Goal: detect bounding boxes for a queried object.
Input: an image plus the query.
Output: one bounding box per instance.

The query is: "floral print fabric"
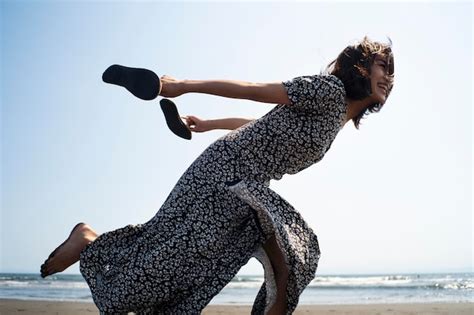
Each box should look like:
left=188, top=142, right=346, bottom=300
left=79, top=74, right=347, bottom=314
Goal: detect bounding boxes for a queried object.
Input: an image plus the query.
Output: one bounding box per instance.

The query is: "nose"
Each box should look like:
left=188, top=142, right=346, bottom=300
left=384, top=73, right=394, bottom=85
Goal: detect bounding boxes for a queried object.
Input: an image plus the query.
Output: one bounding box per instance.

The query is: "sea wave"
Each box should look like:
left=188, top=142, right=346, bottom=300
left=2, top=273, right=472, bottom=291
left=1, top=280, right=89, bottom=289
left=0, top=272, right=472, bottom=304
left=306, top=274, right=473, bottom=290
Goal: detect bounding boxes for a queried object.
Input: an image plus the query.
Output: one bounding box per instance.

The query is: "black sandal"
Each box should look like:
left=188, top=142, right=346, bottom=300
left=160, top=99, right=192, bottom=140
left=102, top=64, right=161, bottom=101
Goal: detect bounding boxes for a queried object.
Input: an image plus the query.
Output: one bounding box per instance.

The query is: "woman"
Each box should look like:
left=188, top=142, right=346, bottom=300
left=40, top=37, right=394, bottom=314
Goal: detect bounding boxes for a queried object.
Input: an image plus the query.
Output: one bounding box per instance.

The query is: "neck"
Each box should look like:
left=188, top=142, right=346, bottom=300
left=343, top=97, right=373, bottom=126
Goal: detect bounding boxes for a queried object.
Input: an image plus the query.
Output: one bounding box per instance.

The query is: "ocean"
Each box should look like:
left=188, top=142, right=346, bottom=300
left=0, top=272, right=472, bottom=305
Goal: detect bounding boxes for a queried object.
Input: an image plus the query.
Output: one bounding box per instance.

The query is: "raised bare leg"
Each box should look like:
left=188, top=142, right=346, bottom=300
left=40, top=223, right=99, bottom=278
left=263, top=235, right=289, bottom=315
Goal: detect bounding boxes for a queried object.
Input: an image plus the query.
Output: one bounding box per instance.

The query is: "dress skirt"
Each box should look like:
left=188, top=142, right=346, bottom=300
left=79, top=137, right=321, bottom=315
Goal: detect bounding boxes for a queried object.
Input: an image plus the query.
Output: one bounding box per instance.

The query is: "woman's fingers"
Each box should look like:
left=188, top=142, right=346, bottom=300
left=180, top=116, right=195, bottom=131
left=180, top=115, right=211, bottom=133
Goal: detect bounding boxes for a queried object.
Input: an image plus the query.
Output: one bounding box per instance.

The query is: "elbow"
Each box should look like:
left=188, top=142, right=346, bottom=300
left=254, top=83, right=292, bottom=105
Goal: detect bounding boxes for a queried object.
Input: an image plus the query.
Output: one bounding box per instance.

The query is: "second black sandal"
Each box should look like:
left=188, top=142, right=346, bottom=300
left=160, top=99, right=192, bottom=140
left=102, top=64, right=161, bottom=101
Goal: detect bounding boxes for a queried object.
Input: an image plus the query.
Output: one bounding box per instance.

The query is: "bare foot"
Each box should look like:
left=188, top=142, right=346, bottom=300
left=40, top=223, right=98, bottom=278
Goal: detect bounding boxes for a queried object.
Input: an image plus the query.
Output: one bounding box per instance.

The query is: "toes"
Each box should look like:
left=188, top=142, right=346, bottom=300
left=40, top=263, right=49, bottom=278
left=41, top=256, right=56, bottom=276
left=46, top=264, right=55, bottom=276
left=41, top=259, right=51, bottom=277
left=41, top=270, right=48, bottom=278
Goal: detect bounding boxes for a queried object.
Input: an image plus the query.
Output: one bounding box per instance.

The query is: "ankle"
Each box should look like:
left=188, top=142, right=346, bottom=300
left=77, top=225, right=97, bottom=244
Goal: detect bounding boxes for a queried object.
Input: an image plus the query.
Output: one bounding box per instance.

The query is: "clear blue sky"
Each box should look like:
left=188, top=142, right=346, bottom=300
left=1, top=1, right=472, bottom=276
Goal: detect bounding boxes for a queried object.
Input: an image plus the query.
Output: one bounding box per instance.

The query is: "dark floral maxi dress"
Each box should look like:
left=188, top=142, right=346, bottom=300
left=79, top=74, right=347, bottom=314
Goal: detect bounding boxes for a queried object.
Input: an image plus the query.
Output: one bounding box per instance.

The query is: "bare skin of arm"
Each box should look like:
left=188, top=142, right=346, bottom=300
left=159, top=75, right=291, bottom=105
left=183, top=116, right=254, bottom=132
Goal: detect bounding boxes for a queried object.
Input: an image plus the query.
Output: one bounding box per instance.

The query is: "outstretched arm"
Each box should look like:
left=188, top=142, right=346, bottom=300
left=160, top=75, right=291, bottom=105
left=183, top=115, right=254, bottom=132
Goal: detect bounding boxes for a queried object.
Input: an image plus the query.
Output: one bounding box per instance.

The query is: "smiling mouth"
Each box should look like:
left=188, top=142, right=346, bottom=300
left=377, top=84, right=388, bottom=95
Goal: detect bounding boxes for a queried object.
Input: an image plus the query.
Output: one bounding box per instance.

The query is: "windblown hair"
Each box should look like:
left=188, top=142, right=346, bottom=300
left=326, top=37, right=394, bottom=128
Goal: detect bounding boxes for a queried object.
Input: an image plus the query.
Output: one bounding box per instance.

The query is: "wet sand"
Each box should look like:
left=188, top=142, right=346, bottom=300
left=0, top=299, right=472, bottom=314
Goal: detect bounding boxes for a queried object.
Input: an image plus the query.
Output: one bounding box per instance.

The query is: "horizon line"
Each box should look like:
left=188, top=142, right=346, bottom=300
left=1, top=270, right=472, bottom=276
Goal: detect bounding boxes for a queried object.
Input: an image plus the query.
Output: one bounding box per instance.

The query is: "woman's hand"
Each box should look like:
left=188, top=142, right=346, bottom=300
left=181, top=116, right=254, bottom=132
left=159, top=75, right=185, bottom=98
left=182, top=115, right=214, bottom=133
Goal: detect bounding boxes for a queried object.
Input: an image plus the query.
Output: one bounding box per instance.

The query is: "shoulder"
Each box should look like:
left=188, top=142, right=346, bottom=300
left=284, top=74, right=345, bottom=95
left=282, top=74, right=346, bottom=111
left=316, top=74, right=346, bottom=96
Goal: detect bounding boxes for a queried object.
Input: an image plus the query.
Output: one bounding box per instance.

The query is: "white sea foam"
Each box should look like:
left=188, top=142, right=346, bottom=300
left=1, top=272, right=472, bottom=304
left=310, top=275, right=413, bottom=287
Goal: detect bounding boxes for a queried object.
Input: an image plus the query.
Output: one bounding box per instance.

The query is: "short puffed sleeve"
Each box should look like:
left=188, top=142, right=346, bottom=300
left=282, top=74, right=345, bottom=112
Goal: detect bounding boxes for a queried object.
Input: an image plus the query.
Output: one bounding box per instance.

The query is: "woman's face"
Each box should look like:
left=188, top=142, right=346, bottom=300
left=369, top=55, right=392, bottom=105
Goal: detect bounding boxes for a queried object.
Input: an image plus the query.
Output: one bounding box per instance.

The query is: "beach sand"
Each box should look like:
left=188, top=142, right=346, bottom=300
left=0, top=299, right=472, bottom=315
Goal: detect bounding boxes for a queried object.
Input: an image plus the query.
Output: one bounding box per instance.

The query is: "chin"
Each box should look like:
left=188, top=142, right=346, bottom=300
left=375, top=95, right=387, bottom=105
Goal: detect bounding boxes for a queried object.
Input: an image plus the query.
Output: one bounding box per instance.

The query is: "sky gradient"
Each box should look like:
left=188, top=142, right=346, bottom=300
left=1, top=1, right=472, bottom=276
